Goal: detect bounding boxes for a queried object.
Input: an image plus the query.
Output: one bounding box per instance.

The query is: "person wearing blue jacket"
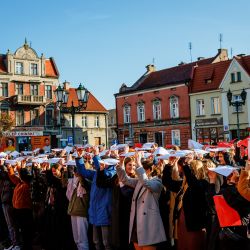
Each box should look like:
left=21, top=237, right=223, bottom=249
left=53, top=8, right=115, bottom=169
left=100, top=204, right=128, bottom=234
left=75, top=146, right=116, bottom=250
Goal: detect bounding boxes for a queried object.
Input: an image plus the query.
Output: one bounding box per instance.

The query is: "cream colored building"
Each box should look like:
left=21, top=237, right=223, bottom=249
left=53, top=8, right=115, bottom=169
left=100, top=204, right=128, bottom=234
left=190, top=54, right=250, bottom=143
left=60, top=82, right=108, bottom=146
left=220, top=56, right=250, bottom=140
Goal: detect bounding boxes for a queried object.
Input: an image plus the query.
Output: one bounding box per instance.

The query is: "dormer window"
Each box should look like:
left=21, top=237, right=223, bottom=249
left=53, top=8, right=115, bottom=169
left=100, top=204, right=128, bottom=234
left=231, top=72, right=241, bottom=83
left=15, top=62, right=23, bottom=74
left=205, top=79, right=212, bottom=84
left=30, top=63, right=38, bottom=75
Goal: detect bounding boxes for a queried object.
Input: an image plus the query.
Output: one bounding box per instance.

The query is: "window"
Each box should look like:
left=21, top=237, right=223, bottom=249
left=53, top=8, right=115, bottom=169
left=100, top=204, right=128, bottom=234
left=153, top=100, right=161, bottom=120
left=46, top=109, right=53, bottom=126
left=94, top=116, right=100, bottom=127
left=15, top=62, right=23, bottom=74
left=232, top=95, right=243, bottom=112
left=196, top=99, right=205, bottom=116
left=231, top=72, right=241, bottom=83
left=16, top=83, right=23, bottom=95
left=170, top=96, right=179, bottom=118
left=123, top=105, right=131, bottom=124
left=111, top=116, right=115, bottom=125
left=0, top=83, right=8, bottom=97
left=211, top=97, right=221, bottom=114
left=83, top=136, right=88, bottom=145
left=30, top=63, right=38, bottom=75
left=45, top=85, right=52, bottom=99
left=31, top=84, right=38, bottom=96
left=31, top=109, right=39, bottom=125
left=16, top=109, right=24, bottom=125
left=82, top=116, right=88, bottom=128
left=171, top=130, right=181, bottom=146
left=137, top=102, right=145, bottom=122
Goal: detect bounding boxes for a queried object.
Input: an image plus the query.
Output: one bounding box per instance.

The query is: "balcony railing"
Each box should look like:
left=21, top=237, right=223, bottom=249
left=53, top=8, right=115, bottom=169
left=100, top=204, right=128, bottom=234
left=13, top=95, right=46, bottom=105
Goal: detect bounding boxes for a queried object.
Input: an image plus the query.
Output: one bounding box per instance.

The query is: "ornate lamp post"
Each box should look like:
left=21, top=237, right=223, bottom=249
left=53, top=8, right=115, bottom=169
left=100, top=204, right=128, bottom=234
left=227, top=89, right=247, bottom=140
left=54, top=83, right=89, bottom=145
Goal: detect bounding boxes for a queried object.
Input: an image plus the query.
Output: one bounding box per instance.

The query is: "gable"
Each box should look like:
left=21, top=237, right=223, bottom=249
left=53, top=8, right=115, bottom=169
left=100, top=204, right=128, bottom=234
left=219, top=58, right=250, bottom=91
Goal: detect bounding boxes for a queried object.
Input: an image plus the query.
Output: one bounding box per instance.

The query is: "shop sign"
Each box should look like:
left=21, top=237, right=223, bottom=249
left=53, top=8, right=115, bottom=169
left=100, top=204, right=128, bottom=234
left=3, top=131, right=43, bottom=137
left=195, top=118, right=223, bottom=127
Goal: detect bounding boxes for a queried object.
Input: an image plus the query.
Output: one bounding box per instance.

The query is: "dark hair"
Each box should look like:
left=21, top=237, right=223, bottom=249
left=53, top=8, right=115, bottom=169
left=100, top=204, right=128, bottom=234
left=142, top=160, right=154, bottom=172
left=20, top=168, right=32, bottom=183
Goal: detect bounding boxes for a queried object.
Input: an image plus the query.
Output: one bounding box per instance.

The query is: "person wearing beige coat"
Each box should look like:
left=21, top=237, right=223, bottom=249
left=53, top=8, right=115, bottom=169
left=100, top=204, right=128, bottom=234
left=116, top=153, right=166, bottom=250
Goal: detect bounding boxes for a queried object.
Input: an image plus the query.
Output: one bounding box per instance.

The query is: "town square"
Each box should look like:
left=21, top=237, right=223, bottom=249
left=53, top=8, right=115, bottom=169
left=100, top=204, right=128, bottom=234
left=0, top=1, right=250, bottom=250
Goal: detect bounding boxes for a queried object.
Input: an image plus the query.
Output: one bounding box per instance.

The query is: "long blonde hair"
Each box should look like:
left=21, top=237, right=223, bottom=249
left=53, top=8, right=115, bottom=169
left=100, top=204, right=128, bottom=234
left=189, top=160, right=206, bottom=180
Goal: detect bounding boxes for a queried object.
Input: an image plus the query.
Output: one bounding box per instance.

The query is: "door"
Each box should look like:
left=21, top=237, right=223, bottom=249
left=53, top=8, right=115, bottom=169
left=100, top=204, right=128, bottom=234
left=94, top=137, right=101, bottom=146
left=139, top=133, right=147, bottom=144
left=155, top=132, right=163, bottom=146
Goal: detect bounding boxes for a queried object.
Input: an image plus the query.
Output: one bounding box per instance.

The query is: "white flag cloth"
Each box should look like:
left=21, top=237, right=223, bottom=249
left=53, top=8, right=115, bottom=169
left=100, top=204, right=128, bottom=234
left=188, top=139, right=203, bottom=149
left=64, top=146, right=73, bottom=154
left=10, top=151, right=20, bottom=158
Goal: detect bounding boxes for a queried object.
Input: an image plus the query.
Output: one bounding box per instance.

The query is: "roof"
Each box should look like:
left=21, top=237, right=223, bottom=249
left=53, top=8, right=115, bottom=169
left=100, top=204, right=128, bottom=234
left=45, top=58, right=59, bottom=77
left=236, top=55, right=250, bottom=76
left=190, top=60, right=232, bottom=93
left=0, top=55, right=7, bottom=73
left=134, top=57, right=215, bottom=91
left=66, top=88, right=107, bottom=112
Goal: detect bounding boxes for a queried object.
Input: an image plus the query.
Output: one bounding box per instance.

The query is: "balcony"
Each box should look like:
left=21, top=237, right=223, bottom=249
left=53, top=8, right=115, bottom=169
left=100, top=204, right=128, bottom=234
left=13, top=95, right=46, bottom=105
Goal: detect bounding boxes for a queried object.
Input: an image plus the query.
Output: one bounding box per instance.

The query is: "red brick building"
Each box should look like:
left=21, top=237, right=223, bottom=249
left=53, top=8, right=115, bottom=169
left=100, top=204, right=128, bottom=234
left=0, top=40, right=59, bottom=151
left=115, top=49, right=228, bottom=148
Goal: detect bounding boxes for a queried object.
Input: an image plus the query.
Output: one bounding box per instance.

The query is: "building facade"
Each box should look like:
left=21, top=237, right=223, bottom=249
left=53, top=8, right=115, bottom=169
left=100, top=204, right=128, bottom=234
left=60, top=82, right=108, bottom=146
left=0, top=40, right=59, bottom=151
left=108, top=109, right=117, bottom=146
left=190, top=54, right=250, bottom=142
left=115, top=49, right=229, bottom=148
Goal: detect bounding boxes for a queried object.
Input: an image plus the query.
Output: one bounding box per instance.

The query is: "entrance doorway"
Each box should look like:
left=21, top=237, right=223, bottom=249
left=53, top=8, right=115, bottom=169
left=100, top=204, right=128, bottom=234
left=139, top=133, right=147, bottom=144
left=155, top=132, right=163, bottom=146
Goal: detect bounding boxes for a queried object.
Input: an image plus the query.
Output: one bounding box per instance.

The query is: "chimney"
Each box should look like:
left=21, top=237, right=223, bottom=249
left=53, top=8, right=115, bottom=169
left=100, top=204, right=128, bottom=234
left=178, top=61, right=186, bottom=66
left=236, top=54, right=246, bottom=58
left=217, top=48, right=229, bottom=61
left=63, top=81, right=70, bottom=90
left=145, top=64, right=156, bottom=73
left=197, top=57, right=205, bottom=61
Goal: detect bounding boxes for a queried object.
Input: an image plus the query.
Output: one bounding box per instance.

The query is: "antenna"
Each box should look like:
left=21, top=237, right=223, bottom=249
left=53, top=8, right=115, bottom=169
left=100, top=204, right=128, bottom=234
left=152, top=57, right=155, bottom=65
left=219, top=33, right=223, bottom=49
left=230, top=48, right=233, bottom=58
left=189, top=42, right=193, bottom=62
left=30, top=41, right=32, bottom=48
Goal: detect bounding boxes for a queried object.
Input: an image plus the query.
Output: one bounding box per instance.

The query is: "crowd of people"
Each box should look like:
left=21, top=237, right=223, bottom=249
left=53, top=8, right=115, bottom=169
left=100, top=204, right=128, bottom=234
left=0, top=140, right=250, bottom=250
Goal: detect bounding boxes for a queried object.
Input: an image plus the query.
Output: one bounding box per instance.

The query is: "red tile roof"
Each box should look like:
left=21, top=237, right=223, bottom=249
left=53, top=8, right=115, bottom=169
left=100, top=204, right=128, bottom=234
left=66, top=88, right=107, bottom=112
left=133, top=57, right=215, bottom=91
left=190, top=60, right=231, bottom=93
left=0, top=55, right=7, bottom=73
left=45, top=58, right=59, bottom=77
left=236, top=55, right=250, bottom=76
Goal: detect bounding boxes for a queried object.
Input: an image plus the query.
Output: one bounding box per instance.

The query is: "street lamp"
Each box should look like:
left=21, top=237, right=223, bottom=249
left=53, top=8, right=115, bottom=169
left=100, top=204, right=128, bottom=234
left=227, top=88, right=247, bottom=140
left=54, top=83, right=89, bottom=145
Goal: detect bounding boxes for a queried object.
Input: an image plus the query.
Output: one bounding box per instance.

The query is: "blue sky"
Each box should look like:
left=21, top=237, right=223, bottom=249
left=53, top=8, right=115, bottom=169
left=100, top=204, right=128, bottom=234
left=1, top=0, right=250, bottom=109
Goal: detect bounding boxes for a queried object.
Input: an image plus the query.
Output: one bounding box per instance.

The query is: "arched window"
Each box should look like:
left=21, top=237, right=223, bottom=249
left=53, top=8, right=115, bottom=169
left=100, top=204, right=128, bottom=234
left=153, top=99, right=161, bottom=120
left=137, top=102, right=145, bottom=122
left=123, top=104, right=131, bottom=123
left=170, top=96, right=179, bottom=118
